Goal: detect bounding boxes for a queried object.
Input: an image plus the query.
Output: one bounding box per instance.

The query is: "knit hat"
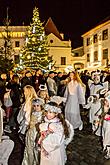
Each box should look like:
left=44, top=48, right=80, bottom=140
left=44, top=102, right=61, bottom=114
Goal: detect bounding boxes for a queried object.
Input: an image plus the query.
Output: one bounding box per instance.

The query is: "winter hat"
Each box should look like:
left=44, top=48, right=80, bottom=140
left=44, top=102, right=61, bottom=114
left=32, top=98, right=44, bottom=106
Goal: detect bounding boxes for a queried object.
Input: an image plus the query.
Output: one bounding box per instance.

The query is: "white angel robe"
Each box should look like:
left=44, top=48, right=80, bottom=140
left=0, top=136, right=14, bottom=165
left=0, top=106, right=14, bottom=165
left=88, top=80, right=108, bottom=96
left=103, top=119, right=110, bottom=155
left=64, top=81, right=85, bottom=129
left=40, top=117, right=66, bottom=165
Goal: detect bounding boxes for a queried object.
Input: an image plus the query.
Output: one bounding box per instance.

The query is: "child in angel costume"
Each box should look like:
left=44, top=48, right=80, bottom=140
left=22, top=98, right=44, bottom=165
left=38, top=101, right=74, bottom=165
left=88, top=71, right=108, bottom=96
left=85, top=71, right=108, bottom=133
left=37, top=84, right=49, bottom=103
left=0, top=102, right=14, bottom=165
left=102, top=92, right=110, bottom=159
left=92, top=90, right=110, bottom=159
left=84, top=89, right=106, bottom=135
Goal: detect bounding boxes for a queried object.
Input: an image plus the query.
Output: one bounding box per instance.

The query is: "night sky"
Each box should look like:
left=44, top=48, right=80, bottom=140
left=0, top=0, right=110, bottom=48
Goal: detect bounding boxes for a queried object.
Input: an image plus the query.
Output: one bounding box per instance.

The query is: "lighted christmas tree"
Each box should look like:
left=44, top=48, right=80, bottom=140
left=20, top=7, right=51, bottom=69
left=0, top=7, right=14, bottom=73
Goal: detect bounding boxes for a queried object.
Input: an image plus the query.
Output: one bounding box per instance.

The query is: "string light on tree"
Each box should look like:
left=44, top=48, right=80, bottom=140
left=32, top=52, right=34, bottom=56
left=26, top=37, right=28, bottom=43
left=27, top=54, right=31, bottom=59
left=38, top=47, right=41, bottom=51
left=33, top=26, right=36, bottom=33
left=20, top=7, right=52, bottom=69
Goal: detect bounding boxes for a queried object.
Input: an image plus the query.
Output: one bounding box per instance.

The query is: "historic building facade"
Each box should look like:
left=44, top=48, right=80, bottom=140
left=82, top=19, right=110, bottom=69
left=0, top=26, right=27, bottom=63
left=45, top=18, right=72, bottom=71
left=71, top=46, right=86, bottom=70
left=0, top=18, right=72, bottom=71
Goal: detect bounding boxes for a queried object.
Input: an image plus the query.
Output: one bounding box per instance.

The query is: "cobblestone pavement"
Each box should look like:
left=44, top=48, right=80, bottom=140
left=7, top=110, right=110, bottom=165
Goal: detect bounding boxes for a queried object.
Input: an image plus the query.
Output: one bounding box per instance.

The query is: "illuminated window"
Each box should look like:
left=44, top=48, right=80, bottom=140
left=15, top=41, right=20, bottom=47
left=102, top=29, right=108, bottom=40
left=87, top=38, right=90, bottom=46
left=94, top=51, right=98, bottom=62
left=87, top=53, right=90, bottom=62
left=61, top=57, right=66, bottom=65
left=93, top=34, right=98, bottom=43
left=103, top=49, right=108, bottom=59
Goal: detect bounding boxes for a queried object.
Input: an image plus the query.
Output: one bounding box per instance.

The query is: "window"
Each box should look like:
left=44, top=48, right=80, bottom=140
left=87, top=38, right=90, bottom=46
left=87, top=53, right=90, bottom=62
left=15, top=41, right=20, bottom=47
left=50, top=39, right=53, bottom=43
left=14, top=55, right=20, bottom=64
left=102, top=29, right=108, bottom=40
left=74, top=53, right=79, bottom=57
left=93, top=34, right=98, bottom=43
left=94, top=51, right=98, bottom=62
left=103, top=49, right=108, bottom=59
left=61, top=57, right=66, bottom=65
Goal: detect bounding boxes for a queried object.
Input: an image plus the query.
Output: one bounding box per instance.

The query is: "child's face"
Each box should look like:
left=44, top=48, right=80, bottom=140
left=46, top=111, right=57, bottom=120
left=33, top=104, right=41, bottom=112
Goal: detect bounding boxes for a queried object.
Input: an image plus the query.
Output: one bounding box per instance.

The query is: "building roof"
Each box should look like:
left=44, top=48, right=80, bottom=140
left=82, top=16, right=110, bottom=37
left=44, top=17, right=63, bottom=40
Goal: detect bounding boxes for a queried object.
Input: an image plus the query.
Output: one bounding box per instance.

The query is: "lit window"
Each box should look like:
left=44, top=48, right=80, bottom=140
left=93, top=34, right=98, bottom=43
left=102, top=29, right=108, bottom=40
left=87, top=38, right=90, bottom=46
left=94, top=51, right=98, bottom=62
left=103, top=49, right=108, bottom=59
left=87, top=54, right=90, bottom=62
left=15, top=41, right=20, bottom=47
left=61, top=57, right=66, bottom=65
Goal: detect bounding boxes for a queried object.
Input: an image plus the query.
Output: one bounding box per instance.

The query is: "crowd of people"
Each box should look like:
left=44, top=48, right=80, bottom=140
left=0, top=68, right=110, bottom=165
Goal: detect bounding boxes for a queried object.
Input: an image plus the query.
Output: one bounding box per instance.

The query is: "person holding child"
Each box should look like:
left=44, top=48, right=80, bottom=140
left=22, top=98, right=44, bottom=165
left=38, top=101, right=74, bottom=165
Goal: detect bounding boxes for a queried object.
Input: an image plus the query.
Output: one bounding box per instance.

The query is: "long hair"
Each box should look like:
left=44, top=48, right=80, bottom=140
left=23, top=85, right=37, bottom=101
left=23, top=85, right=37, bottom=124
left=46, top=102, right=69, bottom=138
left=68, top=71, right=85, bottom=87
left=58, top=113, right=69, bottom=138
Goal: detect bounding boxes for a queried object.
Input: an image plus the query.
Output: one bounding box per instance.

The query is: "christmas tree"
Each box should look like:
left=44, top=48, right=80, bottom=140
left=20, top=7, right=51, bottom=69
left=0, top=7, right=14, bottom=73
